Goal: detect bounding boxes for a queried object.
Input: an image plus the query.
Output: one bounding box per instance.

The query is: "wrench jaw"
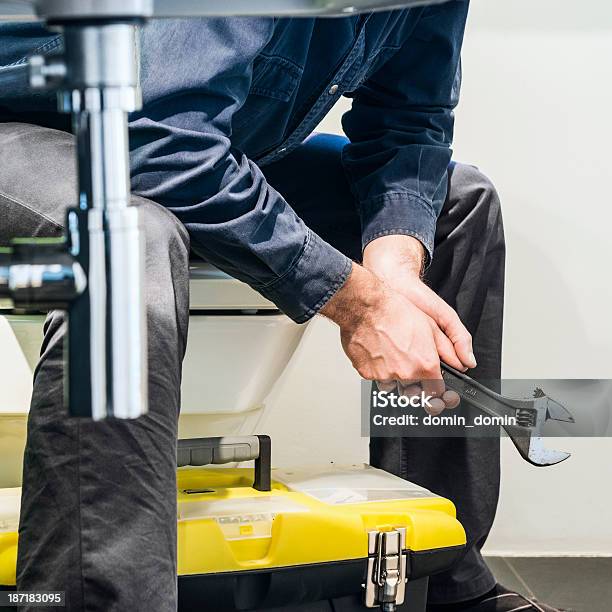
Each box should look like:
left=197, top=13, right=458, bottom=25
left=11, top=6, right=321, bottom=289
left=440, top=364, right=574, bottom=467
left=504, top=396, right=572, bottom=467
left=526, top=437, right=571, bottom=467
left=528, top=436, right=571, bottom=467
left=502, top=425, right=571, bottom=467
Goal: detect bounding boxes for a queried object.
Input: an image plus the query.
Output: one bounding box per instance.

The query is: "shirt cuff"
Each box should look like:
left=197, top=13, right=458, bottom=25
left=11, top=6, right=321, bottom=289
left=359, top=192, right=438, bottom=262
left=255, top=228, right=353, bottom=324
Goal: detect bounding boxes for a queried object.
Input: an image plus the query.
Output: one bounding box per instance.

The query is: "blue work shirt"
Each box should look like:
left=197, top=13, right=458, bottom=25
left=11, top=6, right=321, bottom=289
left=0, top=3, right=468, bottom=322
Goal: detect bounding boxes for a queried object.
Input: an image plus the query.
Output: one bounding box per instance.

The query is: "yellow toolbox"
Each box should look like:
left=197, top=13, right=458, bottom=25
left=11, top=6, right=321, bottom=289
left=0, top=436, right=466, bottom=611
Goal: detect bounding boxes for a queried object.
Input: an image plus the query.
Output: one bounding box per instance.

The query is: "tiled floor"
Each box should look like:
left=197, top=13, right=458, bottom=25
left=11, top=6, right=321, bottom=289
left=485, top=557, right=612, bottom=612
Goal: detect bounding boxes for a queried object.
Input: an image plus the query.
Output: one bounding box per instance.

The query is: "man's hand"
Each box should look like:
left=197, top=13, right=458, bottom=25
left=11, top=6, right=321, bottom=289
left=322, top=235, right=476, bottom=414
left=363, top=235, right=476, bottom=372
left=321, top=264, right=447, bottom=405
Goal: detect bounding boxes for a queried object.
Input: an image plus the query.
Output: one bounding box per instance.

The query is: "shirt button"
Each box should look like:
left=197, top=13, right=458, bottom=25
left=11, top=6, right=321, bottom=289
left=328, top=84, right=339, bottom=95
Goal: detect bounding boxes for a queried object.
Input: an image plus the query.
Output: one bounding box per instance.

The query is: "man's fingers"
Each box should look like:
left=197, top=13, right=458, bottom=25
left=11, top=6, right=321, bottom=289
left=376, top=380, right=397, bottom=393
left=412, top=284, right=476, bottom=370
left=421, top=377, right=445, bottom=400
left=431, top=323, right=466, bottom=372
left=442, top=390, right=461, bottom=409
left=437, top=308, right=476, bottom=369
left=454, top=336, right=477, bottom=370
left=399, top=382, right=459, bottom=413
left=398, top=382, right=421, bottom=397
left=424, top=398, right=446, bottom=416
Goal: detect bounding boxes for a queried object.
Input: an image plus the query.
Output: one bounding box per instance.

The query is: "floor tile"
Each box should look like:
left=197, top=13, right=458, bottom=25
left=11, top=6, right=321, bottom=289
left=485, top=557, right=612, bottom=612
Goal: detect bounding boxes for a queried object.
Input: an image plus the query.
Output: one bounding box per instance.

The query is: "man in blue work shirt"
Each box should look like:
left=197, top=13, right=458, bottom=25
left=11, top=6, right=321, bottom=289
left=0, top=4, right=561, bottom=612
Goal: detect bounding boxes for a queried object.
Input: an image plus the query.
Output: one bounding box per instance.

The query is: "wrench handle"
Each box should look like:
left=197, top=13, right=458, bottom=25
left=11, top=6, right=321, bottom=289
left=440, top=363, right=529, bottom=422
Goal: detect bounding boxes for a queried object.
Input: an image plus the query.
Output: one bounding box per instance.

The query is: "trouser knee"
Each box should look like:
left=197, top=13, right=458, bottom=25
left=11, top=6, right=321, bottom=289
left=446, top=162, right=505, bottom=253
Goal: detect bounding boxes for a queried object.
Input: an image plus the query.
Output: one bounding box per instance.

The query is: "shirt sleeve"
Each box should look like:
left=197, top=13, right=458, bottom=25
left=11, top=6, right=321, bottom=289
left=341, top=1, right=470, bottom=262
left=129, top=18, right=352, bottom=323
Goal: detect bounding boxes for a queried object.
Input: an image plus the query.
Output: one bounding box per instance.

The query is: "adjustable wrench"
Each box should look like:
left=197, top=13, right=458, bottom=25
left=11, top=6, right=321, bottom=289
left=441, top=364, right=575, bottom=467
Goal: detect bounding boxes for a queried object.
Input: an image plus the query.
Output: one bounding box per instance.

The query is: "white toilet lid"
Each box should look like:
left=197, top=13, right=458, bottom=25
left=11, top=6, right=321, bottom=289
left=189, top=262, right=276, bottom=311
left=0, top=262, right=277, bottom=312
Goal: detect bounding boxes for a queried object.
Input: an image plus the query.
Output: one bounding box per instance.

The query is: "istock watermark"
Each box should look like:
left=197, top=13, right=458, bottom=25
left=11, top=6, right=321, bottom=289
left=371, top=412, right=518, bottom=428
left=372, top=389, right=435, bottom=409
left=361, top=379, right=612, bottom=438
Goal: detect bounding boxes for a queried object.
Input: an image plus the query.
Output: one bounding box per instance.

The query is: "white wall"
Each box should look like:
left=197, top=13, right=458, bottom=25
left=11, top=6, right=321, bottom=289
left=455, top=0, right=612, bottom=556
left=262, top=0, right=612, bottom=555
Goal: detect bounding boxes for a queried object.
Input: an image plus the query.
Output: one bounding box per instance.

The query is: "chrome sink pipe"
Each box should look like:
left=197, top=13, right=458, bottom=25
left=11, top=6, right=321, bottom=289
left=1, top=17, right=148, bottom=421
left=57, top=23, right=148, bottom=420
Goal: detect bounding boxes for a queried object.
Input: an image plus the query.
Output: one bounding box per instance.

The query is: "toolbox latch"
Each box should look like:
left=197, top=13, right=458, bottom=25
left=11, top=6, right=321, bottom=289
left=365, top=528, right=408, bottom=611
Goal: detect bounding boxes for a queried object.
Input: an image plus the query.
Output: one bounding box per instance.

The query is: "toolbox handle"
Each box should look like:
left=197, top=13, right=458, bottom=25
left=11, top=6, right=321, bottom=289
left=177, top=435, right=272, bottom=492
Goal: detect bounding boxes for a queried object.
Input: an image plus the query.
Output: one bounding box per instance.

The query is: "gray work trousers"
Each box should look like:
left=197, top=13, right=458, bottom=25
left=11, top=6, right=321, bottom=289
left=0, top=124, right=504, bottom=611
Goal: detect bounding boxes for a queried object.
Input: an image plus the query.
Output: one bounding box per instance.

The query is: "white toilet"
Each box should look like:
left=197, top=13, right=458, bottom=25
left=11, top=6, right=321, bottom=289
left=0, top=261, right=307, bottom=488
